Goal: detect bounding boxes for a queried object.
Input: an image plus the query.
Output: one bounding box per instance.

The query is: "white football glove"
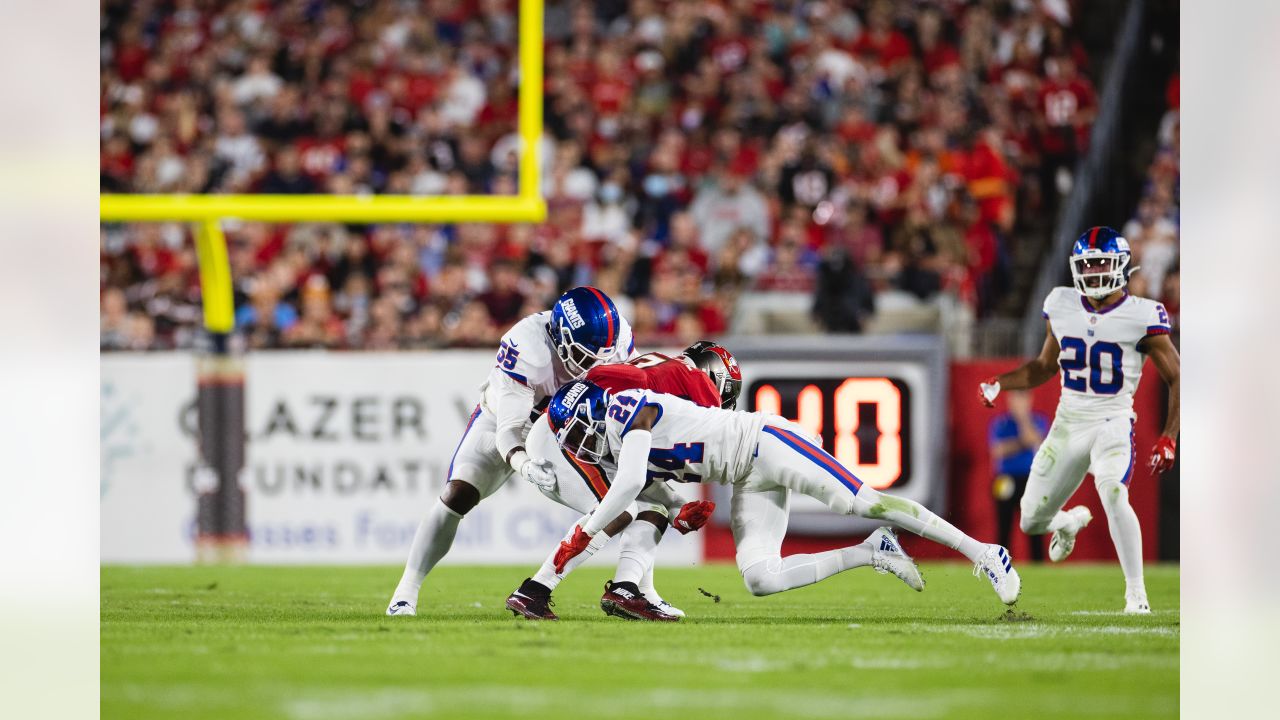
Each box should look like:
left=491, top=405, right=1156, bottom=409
left=514, top=451, right=556, bottom=491
left=979, top=378, right=1001, bottom=408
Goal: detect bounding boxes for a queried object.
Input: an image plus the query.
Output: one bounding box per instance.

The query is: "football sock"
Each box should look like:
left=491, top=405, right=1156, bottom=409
left=1099, top=482, right=1145, bottom=591
left=609, top=581, right=642, bottom=595
left=614, top=518, right=661, bottom=586
left=392, top=498, right=462, bottom=602
left=631, top=520, right=665, bottom=598
left=518, top=577, right=550, bottom=598
left=531, top=515, right=597, bottom=591
left=740, top=545, right=872, bottom=596
left=856, top=489, right=987, bottom=563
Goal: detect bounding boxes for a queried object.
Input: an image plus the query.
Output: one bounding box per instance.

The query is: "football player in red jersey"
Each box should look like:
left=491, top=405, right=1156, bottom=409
left=504, top=342, right=741, bottom=621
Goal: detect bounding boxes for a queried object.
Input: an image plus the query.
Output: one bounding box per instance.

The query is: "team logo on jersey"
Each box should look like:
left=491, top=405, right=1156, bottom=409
left=1090, top=316, right=1098, bottom=324
left=560, top=299, right=586, bottom=329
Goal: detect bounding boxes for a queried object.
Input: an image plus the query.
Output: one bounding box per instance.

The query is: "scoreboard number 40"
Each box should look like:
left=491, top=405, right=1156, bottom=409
left=750, top=377, right=910, bottom=490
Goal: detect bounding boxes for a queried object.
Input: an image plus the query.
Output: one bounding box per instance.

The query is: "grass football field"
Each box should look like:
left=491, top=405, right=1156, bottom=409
left=102, top=563, right=1178, bottom=719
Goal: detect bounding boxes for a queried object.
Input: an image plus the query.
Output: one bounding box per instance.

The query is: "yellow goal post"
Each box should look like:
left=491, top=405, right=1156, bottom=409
left=101, top=0, right=545, bottom=334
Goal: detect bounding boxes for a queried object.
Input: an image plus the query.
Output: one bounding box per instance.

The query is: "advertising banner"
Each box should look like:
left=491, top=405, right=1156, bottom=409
left=100, top=352, right=702, bottom=565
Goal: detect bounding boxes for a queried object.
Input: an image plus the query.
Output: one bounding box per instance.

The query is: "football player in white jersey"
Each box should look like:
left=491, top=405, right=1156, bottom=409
left=504, top=404, right=712, bottom=621
left=385, top=287, right=636, bottom=616
left=547, top=381, right=1022, bottom=607
left=979, top=226, right=1180, bottom=614
left=504, top=345, right=733, bottom=621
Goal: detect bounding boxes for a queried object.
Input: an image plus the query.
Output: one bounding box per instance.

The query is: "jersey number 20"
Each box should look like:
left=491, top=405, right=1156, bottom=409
left=1059, top=337, right=1123, bottom=395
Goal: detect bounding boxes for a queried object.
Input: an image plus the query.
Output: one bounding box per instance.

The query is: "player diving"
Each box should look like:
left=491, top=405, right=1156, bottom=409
left=386, top=286, right=636, bottom=616
left=544, top=377, right=1023, bottom=610
left=979, top=226, right=1179, bottom=614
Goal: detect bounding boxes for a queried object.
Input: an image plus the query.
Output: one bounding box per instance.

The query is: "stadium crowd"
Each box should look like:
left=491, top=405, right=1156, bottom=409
left=101, top=0, right=1103, bottom=351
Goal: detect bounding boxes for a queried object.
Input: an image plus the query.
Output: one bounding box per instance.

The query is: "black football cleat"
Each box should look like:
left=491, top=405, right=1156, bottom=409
left=506, top=578, right=558, bottom=620
left=600, top=581, right=679, bottom=622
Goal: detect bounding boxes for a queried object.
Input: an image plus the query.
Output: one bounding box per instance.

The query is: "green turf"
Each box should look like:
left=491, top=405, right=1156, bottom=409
left=102, top=563, right=1178, bottom=720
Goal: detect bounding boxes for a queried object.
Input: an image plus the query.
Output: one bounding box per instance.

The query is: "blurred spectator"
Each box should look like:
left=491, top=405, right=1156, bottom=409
left=756, top=224, right=818, bottom=293
left=235, top=277, right=298, bottom=349
left=260, top=146, right=317, bottom=195
left=1123, top=197, right=1178, bottom=299
left=284, top=276, right=345, bottom=349
left=689, top=162, right=769, bottom=257
left=1036, top=55, right=1097, bottom=204
left=477, top=260, right=526, bottom=327
left=100, top=287, right=134, bottom=350
left=813, top=234, right=876, bottom=334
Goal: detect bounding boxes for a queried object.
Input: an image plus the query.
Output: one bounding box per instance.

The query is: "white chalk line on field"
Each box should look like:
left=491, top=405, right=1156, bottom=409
left=910, top=622, right=1178, bottom=640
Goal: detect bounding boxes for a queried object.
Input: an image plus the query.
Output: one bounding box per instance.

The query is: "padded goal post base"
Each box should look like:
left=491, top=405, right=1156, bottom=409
left=193, top=351, right=248, bottom=563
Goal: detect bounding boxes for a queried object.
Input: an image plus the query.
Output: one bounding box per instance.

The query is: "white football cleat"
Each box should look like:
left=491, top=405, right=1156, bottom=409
left=644, top=590, right=685, bottom=618
left=973, top=544, right=1021, bottom=605
left=386, top=600, right=416, bottom=616
left=1048, top=506, right=1093, bottom=562
left=867, top=527, right=924, bottom=591
left=1124, top=589, right=1151, bottom=614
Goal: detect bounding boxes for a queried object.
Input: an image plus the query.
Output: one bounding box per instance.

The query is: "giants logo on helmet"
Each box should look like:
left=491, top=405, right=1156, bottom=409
left=560, top=299, right=586, bottom=329
left=558, top=382, right=587, bottom=410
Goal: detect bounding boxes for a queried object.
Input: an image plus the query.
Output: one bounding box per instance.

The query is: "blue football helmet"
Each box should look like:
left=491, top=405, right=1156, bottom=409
left=547, top=380, right=612, bottom=463
left=1070, top=226, right=1133, bottom=299
left=548, top=286, right=622, bottom=378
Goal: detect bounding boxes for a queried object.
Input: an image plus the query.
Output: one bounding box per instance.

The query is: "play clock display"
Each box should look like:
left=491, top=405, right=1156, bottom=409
left=713, top=337, right=948, bottom=536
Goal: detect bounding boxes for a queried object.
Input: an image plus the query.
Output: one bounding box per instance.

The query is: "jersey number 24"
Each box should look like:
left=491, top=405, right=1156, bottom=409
left=1059, top=337, right=1123, bottom=395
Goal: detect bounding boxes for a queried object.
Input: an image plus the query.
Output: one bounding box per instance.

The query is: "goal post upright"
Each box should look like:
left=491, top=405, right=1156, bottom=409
left=99, top=0, right=547, bottom=563
left=517, top=0, right=544, bottom=204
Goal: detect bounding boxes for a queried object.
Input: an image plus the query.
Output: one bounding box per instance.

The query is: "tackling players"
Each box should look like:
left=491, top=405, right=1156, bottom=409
left=386, top=287, right=635, bottom=616
left=504, top=343, right=737, bottom=621
left=979, top=226, right=1179, bottom=613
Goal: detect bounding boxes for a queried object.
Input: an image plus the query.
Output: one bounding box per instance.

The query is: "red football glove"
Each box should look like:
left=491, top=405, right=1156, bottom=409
left=1149, top=436, right=1177, bottom=475
left=978, top=377, right=1000, bottom=408
left=554, top=525, right=592, bottom=574
left=672, top=500, right=716, bottom=535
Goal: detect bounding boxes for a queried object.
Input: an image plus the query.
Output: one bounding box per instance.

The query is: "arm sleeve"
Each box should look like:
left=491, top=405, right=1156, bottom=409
left=492, top=372, right=538, bottom=466
left=583, top=429, right=651, bottom=535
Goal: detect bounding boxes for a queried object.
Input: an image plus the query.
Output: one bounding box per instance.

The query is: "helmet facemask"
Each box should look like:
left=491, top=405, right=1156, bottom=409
left=711, top=370, right=742, bottom=410
left=555, top=403, right=609, bottom=463
left=1070, top=251, right=1129, bottom=300
left=553, top=321, right=614, bottom=378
